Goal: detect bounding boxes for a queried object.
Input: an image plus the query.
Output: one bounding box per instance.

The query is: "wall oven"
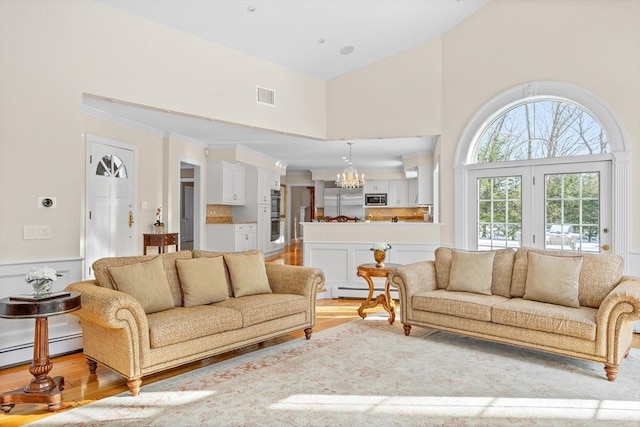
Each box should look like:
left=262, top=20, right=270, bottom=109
left=270, top=218, right=280, bottom=242
left=270, top=189, right=281, bottom=218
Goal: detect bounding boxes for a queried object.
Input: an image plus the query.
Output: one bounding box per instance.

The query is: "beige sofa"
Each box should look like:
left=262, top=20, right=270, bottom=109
left=66, top=249, right=325, bottom=396
left=389, top=246, right=640, bottom=381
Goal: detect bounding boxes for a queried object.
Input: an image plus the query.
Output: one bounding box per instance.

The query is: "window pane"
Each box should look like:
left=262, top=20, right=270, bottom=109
left=545, top=172, right=600, bottom=253
left=95, top=155, right=128, bottom=179
left=475, top=99, right=609, bottom=163
left=477, top=176, right=521, bottom=250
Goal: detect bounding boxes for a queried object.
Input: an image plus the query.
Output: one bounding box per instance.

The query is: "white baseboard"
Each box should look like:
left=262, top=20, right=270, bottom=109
left=0, top=258, right=83, bottom=367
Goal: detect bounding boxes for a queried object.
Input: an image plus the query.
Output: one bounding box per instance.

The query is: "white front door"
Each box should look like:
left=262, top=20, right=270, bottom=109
left=86, top=135, right=137, bottom=278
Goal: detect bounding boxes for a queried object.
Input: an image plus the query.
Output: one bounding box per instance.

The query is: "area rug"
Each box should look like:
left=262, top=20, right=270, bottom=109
left=30, top=316, right=640, bottom=426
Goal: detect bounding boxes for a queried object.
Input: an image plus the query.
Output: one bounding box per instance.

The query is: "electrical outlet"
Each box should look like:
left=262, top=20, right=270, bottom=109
left=38, top=196, right=57, bottom=208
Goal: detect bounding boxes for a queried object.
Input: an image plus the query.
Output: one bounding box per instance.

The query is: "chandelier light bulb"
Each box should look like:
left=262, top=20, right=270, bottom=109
left=335, top=142, right=365, bottom=189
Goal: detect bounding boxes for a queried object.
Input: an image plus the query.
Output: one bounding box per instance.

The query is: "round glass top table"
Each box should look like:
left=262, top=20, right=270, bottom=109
left=356, top=263, right=402, bottom=324
left=0, top=291, right=81, bottom=413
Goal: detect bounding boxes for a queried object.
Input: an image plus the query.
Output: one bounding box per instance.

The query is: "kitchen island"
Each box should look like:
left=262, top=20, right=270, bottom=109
left=301, top=221, right=444, bottom=299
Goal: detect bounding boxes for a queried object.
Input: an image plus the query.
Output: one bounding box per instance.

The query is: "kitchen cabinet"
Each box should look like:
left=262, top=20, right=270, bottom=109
left=257, top=204, right=271, bottom=252
left=271, top=173, right=280, bottom=190
left=257, top=169, right=271, bottom=204
left=388, top=180, right=409, bottom=206
left=206, top=223, right=256, bottom=252
left=417, top=165, right=434, bottom=205
left=408, top=179, right=419, bottom=206
left=364, top=180, right=388, bottom=194
left=208, top=161, right=246, bottom=205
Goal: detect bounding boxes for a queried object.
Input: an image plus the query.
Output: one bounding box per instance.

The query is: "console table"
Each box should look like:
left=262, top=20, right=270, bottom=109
left=0, top=292, right=81, bottom=413
left=143, top=232, right=179, bottom=255
left=356, top=263, right=401, bottom=324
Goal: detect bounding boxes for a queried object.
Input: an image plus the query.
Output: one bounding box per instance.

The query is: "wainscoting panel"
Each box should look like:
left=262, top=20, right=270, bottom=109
left=304, top=242, right=438, bottom=299
left=0, top=258, right=83, bottom=367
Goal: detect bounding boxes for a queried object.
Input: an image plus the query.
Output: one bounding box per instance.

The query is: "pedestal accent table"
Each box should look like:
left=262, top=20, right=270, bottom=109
left=0, top=292, right=81, bottom=413
left=356, top=263, right=401, bottom=324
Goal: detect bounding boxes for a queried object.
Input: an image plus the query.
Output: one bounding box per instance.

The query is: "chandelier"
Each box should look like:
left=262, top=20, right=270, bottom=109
left=335, top=142, right=365, bottom=189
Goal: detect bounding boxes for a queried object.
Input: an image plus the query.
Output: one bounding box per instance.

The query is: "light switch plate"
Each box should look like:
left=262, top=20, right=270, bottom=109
left=24, top=226, right=51, bottom=239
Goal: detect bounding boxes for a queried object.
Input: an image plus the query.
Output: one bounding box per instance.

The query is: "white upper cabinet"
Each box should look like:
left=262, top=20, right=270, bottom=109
left=364, top=179, right=388, bottom=194
left=271, top=173, right=280, bottom=190
left=388, top=180, right=409, bottom=206
left=408, top=179, right=419, bottom=206
left=417, top=165, right=434, bottom=205
left=208, top=161, right=246, bottom=205
left=257, top=168, right=271, bottom=204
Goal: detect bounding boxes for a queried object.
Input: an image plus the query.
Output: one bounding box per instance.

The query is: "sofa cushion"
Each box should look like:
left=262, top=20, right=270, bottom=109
left=435, top=247, right=515, bottom=297
left=215, top=294, right=307, bottom=327
left=524, top=252, right=582, bottom=307
left=412, top=289, right=508, bottom=322
left=108, top=256, right=175, bottom=314
left=93, top=250, right=193, bottom=307
left=223, top=250, right=272, bottom=297
left=176, top=257, right=229, bottom=307
left=511, top=247, right=623, bottom=308
left=192, top=250, right=234, bottom=297
left=447, top=250, right=495, bottom=295
left=492, top=298, right=597, bottom=341
left=146, top=306, right=243, bottom=348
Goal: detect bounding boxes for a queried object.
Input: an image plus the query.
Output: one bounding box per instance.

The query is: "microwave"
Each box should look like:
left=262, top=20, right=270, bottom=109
left=365, top=193, right=387, bottom=206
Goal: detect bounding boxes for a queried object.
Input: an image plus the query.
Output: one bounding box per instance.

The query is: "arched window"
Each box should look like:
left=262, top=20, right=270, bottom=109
left=96, top=154, right=128, bottom=178
left=475, top=99, right=609, bottom=163
left=454, top=82, right=628, bottom=260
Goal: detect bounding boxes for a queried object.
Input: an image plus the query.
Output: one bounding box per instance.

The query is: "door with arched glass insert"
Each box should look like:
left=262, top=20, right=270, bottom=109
left=468, top=98, right=611, bottom=253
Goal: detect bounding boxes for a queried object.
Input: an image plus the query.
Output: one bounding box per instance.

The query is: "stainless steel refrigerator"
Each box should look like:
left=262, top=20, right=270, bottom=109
left=323, top=188, right=364, bottom=219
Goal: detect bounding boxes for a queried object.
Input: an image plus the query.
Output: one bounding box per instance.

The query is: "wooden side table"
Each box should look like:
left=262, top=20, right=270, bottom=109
left=0, top=292, right=81, bottom=413
left=143, top=232, right=179, bottom=255
left=356, top=263, right=401, bottom=324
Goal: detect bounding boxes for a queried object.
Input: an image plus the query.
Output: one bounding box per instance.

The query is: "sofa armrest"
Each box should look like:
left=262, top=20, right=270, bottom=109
left=66, top=281, right=149, bottom=330
left=265, top=263, right=325, bottom=297
left=388, top=261, right=437, bottom=324
left=596, top=276, right=640, bottom=363
left=65, top=280, right=151, bottom=376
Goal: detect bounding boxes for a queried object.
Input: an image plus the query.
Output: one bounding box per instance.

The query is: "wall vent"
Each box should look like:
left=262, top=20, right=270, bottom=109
left=256, top=86, right=275, bottom=106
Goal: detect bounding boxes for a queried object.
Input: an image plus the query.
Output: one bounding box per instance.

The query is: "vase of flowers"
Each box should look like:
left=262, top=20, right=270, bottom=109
left=370, top=242, right=392, bottom=268
left=25, top=267, right=61, bottom=298
left=154, top=207, right=165, bottom=234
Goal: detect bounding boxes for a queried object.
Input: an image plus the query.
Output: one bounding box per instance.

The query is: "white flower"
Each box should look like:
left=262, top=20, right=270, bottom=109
left=371, top=242, right=392, bottom=251
left=25, top=267, right=61, bottom=283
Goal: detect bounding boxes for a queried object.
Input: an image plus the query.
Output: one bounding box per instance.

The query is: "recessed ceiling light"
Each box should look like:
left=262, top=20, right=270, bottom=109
left=318, top=38, right=325, bottom=44
left=340, top=46, right=354, bottom=55
left=247, top=5, right=256, bottom=12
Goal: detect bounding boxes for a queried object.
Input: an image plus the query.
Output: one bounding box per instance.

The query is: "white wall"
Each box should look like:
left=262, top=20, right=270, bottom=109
left=439, top=0, right=640, bottom=249
left=0, top=0, right=325, bottom=262
left=327, top=38, right=442, bottom=140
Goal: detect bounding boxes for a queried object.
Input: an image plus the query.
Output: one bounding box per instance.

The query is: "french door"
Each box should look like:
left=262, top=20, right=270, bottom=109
left=468, top=160, right=611, bottom=253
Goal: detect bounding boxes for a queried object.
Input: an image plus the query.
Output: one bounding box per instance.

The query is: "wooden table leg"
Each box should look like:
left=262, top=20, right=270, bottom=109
left=0, top=317, right=64, bottom=413
left=356, top=271, right=395, bottom=324
left=357, top=271, right=375, bottom=319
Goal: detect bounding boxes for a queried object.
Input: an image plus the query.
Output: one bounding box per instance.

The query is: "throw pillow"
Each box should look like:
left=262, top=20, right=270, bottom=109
left=223, top=251, right=272, bottom=298
left=108, top=256, right=175, bottom=314
left=447, top=250, right=496, bottom=295
left=176, top=257, right=229, bottom=307
left=524, top=252, right=582, bottom=308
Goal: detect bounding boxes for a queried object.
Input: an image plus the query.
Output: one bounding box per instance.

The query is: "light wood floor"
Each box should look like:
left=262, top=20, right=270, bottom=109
left=0, top=241, right=368, bottom=426
left=1, top=241, right=638, bottom=426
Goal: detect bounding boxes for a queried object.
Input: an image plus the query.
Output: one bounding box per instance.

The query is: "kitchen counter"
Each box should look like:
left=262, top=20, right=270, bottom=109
left=300, top=221, right=442, bottom=244
left=300, top=221, right=443, bottom=299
